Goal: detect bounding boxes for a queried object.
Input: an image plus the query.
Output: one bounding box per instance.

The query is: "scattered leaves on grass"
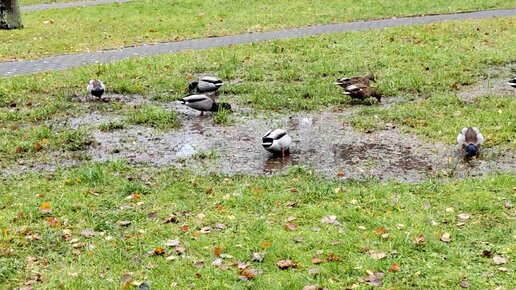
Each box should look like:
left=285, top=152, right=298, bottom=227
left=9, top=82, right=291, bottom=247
left=493, top=256, right=507, bottom=265
left=120, top=273, right=133, bottom=290
left=412, top=234, right=426, bottom=245
left=165, top=239, right=180, bottom=247
left=294, top=237, right=304, bottom=243
left=46, top=217, right=60, bottom=227
left=211, top=258, right=223, bottom=267
left=504, top=201, right=513, bottom=208
left=88, top=190, right=100, bottom=196
left=166, top=255, right=176, bottom=261
left=498, top=267, right=508, bottom=272
left=147, top=212, right=157, bottom=219
left=175, top=246, right=186, bottom=255
left=320, top=215, right=340, bottom=225
left=283, top=223, right=298, bottom=231
left=481, top=250, right=493, bottom=257
left=238, top=268, right=259, bottom=281
left=251, top=252, right=263, bottom=262
left=180, top=225, right=189, bottom=232
left=308, top=268, right=320, bottom=275
left=440, top=232, right=452, bottom=242
left=39, top=202, right=52, bottom=214
left=389, top=263, right=401, bottom=272
left=311, top=256, right=324, bottom=264
left=302, top=285, right=327, bottom=290
left=213, top=247, right=221, bottom=256
left=215, top=223, right=226, bottom=229
left=200, top=226, right=212, bottom=234
left=193, top=260, right=204, bottom=268
left=445, top=207, right=455, bottom=213
left=287, top=216, right=297, bottom=222
left=163, top=214, right=178, bottom=223
left=374, top=226, right=389, bottom=235
left=457, top=213, right=470, bottom=220
left=260, top=241, right=272, bottom=249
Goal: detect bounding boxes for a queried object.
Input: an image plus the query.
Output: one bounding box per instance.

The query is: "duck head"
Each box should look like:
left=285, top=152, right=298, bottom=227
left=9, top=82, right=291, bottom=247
left=465, top=144, right=478, bottom=157
left=372, top=91, right=382, bottom=102
left=188, top=81, right=199, bottom=92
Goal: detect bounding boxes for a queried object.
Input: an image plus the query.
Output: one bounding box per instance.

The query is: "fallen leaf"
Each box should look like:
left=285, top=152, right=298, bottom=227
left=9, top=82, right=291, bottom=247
left=396, top=223, right=405, bottom=229
left=193, top=260, right=204, bottom=268
left=72, top=242, right=85, bottom=249
left=440, top=232, right=452, bottom=242
left=481, top=250, right=493, bottom=257
left=460, top=279, right=469, bottom=288
left=326, top=252, right=342, bottom=262
left=504, top=201, right=513, bottom=208
left=498, top=267, right=508, bottom=272
left=450, top=82, right=459, bottom=91
left=88, top=190, right=100, bottom=196
left=260, top=241, right=272, bottom=249
left=211, top=258, right=223, bottom=267
left=46, top=217, right=60, bottom=227
left=80, top=229, right=97, bottom=237
left=358, top=225, right=367, bottom=230
left=154, top=247, right=165, bottom=255
left=423, top=202, right=432, bottom=209
left=302, top=285, right=325, bottom=290
left=320, top=215, right=339, bottom=225
left=147, top=212, right=157, bottom=219
left=39, top=202, right=52, bottom=214
left=445, top=207, right=455, bottom=213
left=213, top=246, right=221, bottom=256
left=311, top=256, right=324, bottom=264
left=165, top=239, right=180, bottom=247
left=164, top=214, right=178, bottom=223
left=389, top=263, right=401, bottom=271
left=251, top=252, right=263, bottom=262
left=457, top=213, right=470, bottom=220
left=215, top=223, right=226, bottom=229
left=412, top=234, right=426, bottom=245
left=369, top=250, right=386, bottom=260
left=180, top=225, right=189, bottom=232
left=337, top=171, right=346, bottom=177
left=287, top=216, right=297, bottom=222
left=493, top=256, right=507, bottom=265
left=374, top=227, right=389, bottom=235
left=360, top=271, right=384, bottom=287
left=293, top=237, right=304, bottom=243
left=175, top=246, right=186, bottom=255
left=283, top=223, right=298, bottom=231
left=277, top=259, right=295, bottom=270
left=166, top=255, right=176, bottom=261
left=117, top=220, right=131, bottom=227
left=200, top=226, right=212, bottom=234
left=238, top=268, right=258, bottom=280
left=34, top=142, right=42, bottom=151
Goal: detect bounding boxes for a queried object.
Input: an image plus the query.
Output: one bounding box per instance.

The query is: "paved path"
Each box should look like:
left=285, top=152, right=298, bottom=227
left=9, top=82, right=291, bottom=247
left=1, top=8, right=515, bottom=77
left=21, top=0, right=132, bottom=12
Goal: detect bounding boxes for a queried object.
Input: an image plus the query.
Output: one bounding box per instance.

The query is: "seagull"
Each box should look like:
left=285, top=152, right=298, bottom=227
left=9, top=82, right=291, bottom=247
left=507, top=77, right=516, bottom=88
left=180, top=94, right=231, bottom=116
left=343, top=83, right=382, bottom=102
left=334, top=74, right=375, bottom=88
left=189, top=76, right=223, bottom=94
left=457, top=127, right=484, bottom=157
left=262, top=129, right=292, bottom=158
left=87, top=79, right=105, bottom=99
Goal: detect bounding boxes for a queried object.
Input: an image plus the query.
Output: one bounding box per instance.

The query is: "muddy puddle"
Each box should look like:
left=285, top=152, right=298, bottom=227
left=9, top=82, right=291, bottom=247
left=3, top=89, right=514, bottom=181
left=458, top=62, right=515, bottom=103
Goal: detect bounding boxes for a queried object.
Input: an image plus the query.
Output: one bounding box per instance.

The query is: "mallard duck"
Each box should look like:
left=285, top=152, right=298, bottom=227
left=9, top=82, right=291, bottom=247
left=507, top=77, right=516, bottom=88
left=334, top=74, right=375, bottom=88
left=457, top=127, right=484, bottom=157
left=343, top=83, right=382, bottom=102
left=180, top=94, right=231, bottom=116
left=262, top=129, right=292, bottom=158
left=87, top=79, right=105, bottom=98
left=189, top=76, right=223, bottom=94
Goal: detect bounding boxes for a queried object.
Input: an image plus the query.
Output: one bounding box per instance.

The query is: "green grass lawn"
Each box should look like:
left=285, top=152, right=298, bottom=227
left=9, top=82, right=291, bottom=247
left=0, top=162, right=514, bottom=289
left=1, top=0, right=514, bottom=61
left=1, top=17, right=514, bottom=168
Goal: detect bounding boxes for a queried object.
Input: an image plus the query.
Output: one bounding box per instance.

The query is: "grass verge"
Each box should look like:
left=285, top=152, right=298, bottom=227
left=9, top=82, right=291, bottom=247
left=0, top=162, right=514, bottom=289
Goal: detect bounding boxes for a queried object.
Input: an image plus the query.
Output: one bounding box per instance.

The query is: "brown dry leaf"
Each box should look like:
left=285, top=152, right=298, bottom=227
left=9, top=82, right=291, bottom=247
left=15, top=146, right=23, bottom=153
left=440, top=232, right=452, bottom=242
left=34, top=142, right=43, bottom=151
left=374, top=226, right=389, bottom=235
left=154, top=247, right=165, bottom=255
left=337, top=171, right=346, bottom=177
left=412, top=234, right=426, bottom=245
left=260, top=241, right=272, bottom=249
left=320, top=215, right=339, bottom=225
left=212, top=246, right=222, bottom=256
left=72, top=242, right=85, bottom=249
left=423, top=202, right=432, bottom=209
left=46, top=217, right=60, bottom=227
left=277, top=259, right=295, bottom=270
left=389, top=263, right=401, bottom=272
left=450, top=82, right=459, bottom=91
left=283, top=223, right=298, bottom=231
left=72, top=249, right=81, bottom=255
left=360, top=271, right=384, bottom=287
left=251, top=252, right=263, bottom=262
left=180, top=225, right=189, bottom=232
left=175, top=246, right=186, bottom=255
left=311, top=256, right=324, bottom=264
left=326, top=252, right=342, bottom=262
left=493, top=256, right=507, bottom=265
left=481, top=249, right=493, bottom=257
left=238, top=268, right=258, bottom=280
left=120, top=273, right=133, bottom=290
left=165, top=239, right=180, bottom=247
left=39, top=202, right=52, bottom=214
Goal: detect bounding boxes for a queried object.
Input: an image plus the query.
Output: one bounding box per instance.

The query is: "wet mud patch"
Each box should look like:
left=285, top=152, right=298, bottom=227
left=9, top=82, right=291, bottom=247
left=458, top=63, right=515, bottom=103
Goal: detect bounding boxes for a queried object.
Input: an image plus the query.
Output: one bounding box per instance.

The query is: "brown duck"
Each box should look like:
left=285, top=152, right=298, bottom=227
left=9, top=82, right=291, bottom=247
left=334, top=74, right=375, bottom=88
left=343, top=83, right=382, bottom=102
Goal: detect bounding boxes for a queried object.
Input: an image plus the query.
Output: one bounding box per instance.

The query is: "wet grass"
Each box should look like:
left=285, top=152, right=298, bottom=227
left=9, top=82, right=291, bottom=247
left=2, top=0, right=515, bottom=61
left=0, top=162, right=514, bottom=289
left=0, top=17, right=514, bottom=159
left=125, top=105, right=180, bottom=130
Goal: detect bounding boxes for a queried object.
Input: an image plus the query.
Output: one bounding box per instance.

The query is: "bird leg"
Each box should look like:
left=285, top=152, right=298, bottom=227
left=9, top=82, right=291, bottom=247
left=200, top=111, right=204, bottom=116
left=281, top=148, right=285, bottom=158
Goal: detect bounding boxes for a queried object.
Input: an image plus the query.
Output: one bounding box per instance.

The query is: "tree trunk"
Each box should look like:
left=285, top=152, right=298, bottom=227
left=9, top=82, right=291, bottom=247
left=0, top=0, right=23, bottom=30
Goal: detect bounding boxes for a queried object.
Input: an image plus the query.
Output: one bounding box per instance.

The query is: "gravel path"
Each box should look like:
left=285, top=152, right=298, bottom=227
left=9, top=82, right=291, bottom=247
left=21, top=0, right=132, bottom=12
left=1, top=8, right=515, bottom=77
